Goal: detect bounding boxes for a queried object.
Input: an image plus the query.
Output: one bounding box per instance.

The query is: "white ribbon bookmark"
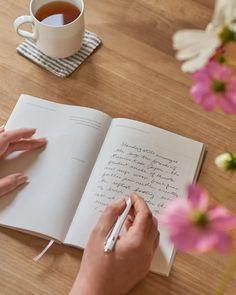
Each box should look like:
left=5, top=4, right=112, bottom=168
left=33, top=239, right=55, bottom=262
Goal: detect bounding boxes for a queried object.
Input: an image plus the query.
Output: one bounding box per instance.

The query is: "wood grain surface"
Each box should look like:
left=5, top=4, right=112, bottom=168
left=0, top=0, right=236, bottom=294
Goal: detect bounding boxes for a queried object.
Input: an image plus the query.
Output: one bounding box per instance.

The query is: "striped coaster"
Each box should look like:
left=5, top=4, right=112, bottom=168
left=16, top=30, right=102, bottom=78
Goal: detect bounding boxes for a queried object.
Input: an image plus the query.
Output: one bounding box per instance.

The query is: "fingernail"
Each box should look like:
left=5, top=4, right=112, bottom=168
left=38, top=137, right=48, bottom=143
left=116, top=198, right=125, bottom=205
left=17, top=174, right=28, bottom=184
left=29, top=128, right=37, bottom=134
left=131, top=192, right=138, bottom=198
left=0, top=124, right=5, bottom=129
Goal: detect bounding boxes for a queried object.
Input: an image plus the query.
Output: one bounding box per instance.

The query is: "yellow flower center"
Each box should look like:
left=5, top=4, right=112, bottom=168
left=213, top=80, right=226, bottom=93
left=191, top=211, right=209, bottom=228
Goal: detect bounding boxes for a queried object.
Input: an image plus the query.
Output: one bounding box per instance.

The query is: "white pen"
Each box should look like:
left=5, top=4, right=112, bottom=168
left=104, top=197, right=132, bottom=253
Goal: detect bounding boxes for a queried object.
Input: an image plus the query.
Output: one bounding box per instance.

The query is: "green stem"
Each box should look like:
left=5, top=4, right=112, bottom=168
left=215, top=252, right=236, bottom=295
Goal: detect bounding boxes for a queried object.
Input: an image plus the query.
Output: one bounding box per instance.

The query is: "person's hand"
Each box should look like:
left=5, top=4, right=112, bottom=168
left=0, top=126, right=47, bottom=197
left=70, top=193, right=159, bottom=295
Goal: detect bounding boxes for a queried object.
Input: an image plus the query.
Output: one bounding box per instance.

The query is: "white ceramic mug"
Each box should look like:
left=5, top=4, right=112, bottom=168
left=14, top=0, right=85, bottom=58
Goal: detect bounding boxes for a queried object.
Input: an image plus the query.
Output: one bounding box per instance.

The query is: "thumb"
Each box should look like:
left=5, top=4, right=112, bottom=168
left=96, top=198, right=126, bottom=236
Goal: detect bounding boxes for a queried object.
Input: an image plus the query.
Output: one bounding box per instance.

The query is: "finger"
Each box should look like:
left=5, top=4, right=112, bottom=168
left=0, top=173, right=28, bottom=197
left=124, top=206, right=135, bottom=231
left=0, top=125, right=5, bottom=133
left=3, top=138, right=47, bottom=157
left=153, top=216, right=158, bottom=227
left=149, top=218, right=159, bottom=252
left=153, top=230, right=160, bottom=252
left=0, top=128, right=36, bottom=145
left=0, top=129, right=37, bottom=157
left=125, top=207, right=158, bottom=231
left=130, top=193, right=153, bottom=234
left=95, top=198, right=126, bottom=237
left=125, top=214, right=134, bottom=231
left=149, top=221, right=158, bottom=239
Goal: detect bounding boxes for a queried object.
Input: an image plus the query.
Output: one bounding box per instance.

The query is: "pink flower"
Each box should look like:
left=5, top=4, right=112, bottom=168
left=191, top=61, right=236, bottom=113
left=160, top=184, right=236, bottom=253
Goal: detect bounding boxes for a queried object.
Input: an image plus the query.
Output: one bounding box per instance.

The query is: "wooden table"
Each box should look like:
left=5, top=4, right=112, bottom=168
left=1, top=0, right=236, bottom=294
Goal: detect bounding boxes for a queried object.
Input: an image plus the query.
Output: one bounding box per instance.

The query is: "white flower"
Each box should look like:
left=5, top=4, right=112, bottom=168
left=215, top=152, right=236, bottom=171
left=173, top=0, right=236, bottom=72
left=210, top=0, right=236, bottom=30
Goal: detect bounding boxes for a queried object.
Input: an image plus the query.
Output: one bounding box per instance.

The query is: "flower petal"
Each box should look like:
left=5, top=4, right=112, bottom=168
left=174, top=31, right=220, bottom=72
left=209, top=206, right=236, bottom=230
left=191, top=83, right=211, bottom=103
left=181, top=44, right=219, bottom=73
left=176, top=46, right=201, bottom=61
left=226, top=91, right=236, bottom=103
left=170, top=225, right=217, bottom=252
left=176, top=33, right=219, bottom=61
left=159, top=199, right=190, bottom=228
left=228, top=77, right=236, bottom=92
left=192, top=70, right=211, bottom=82
left=181, top=55, right=209, bottom=73
left=218, top=94, right=236, bottom=113
left=199, top=93, right=218, bottom=112
left=173, top=30, right=209, bottom=49
left=187, top=184, right=208, bottom=210
left=211, top=0, right=236, bottom=29
left=213, top=230, right=233, bottom=254
left=169, top=225, right=200, bottom=251
left=193, top=230, right=219, bottom=252
left=207, top=61, right=232, bottom=81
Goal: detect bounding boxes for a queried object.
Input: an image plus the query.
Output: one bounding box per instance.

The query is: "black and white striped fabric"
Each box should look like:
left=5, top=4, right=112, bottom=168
left=16, top=31, right=102, bottom=78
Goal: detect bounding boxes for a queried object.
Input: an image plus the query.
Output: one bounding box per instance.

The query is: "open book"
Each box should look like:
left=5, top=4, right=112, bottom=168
left=0, top=94, right=205, bottom=276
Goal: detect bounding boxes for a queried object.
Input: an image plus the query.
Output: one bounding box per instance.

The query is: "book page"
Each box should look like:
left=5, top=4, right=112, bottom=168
left=0, top=95, right=111, bottom=241
left=64, top=118, right=204, bottom=274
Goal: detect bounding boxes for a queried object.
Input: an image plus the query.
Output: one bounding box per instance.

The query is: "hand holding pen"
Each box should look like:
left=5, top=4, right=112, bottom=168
left=104, top=197, right=132, bottom=253
left=70, top=193, right=159, bottom=295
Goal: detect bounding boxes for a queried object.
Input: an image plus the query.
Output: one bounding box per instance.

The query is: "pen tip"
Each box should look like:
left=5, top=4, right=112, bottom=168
left=104, top=248, right=111, bottom=254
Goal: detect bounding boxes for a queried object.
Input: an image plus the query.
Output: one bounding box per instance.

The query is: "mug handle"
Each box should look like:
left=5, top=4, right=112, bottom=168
left=14, top=16, right=37, bottom=40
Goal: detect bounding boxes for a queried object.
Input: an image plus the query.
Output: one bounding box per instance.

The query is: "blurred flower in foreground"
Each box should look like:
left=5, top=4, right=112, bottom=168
left=160, top=184, right=236, bottom=253
left=173, top=0, right=236, bottom=72
left=191, top=61, right=236, bottom=113
left=215, top=152, right=236, bottom=171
